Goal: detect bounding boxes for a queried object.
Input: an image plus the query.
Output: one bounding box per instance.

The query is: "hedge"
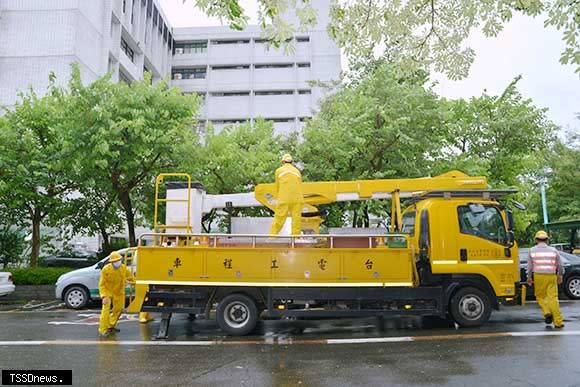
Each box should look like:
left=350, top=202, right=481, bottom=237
left=9, top=267, right=74, bottom=285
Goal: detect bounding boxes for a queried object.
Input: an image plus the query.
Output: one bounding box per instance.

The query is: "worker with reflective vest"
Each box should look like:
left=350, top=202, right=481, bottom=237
left=98, top=251, right=135, bottom=337
left=269, top=153, right=303, bottom=235
left=527, top=230, right=565, bottom=328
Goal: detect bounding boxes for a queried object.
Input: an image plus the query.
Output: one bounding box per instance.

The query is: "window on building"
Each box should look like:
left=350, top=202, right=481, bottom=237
left=142, top=0, right=146, bottom=6
left=211, top=39, right=250, bottom=45
left=297, top=63, right=311, bottom=68
left=153, top=6, right=158, bottom=25
left=122, top=0, right=126, bottom=13
left=211, top=119, right=246, bottom=124
left=254, top=38, right=267, bottom=44
left=210, top=91, right=250, bottom=97
left=174, top=41, right=207, bottom=54
left=120, top=38, right=134, bottom=62
left=296, top=36, right=310, bottom=42
left=267, top=118, right=295, bottom=123
left=298, top=89, right=311, bottom=94
left=211, top=65, right=250, bottom=70
left=254, top=64, right=293, bottom=69
left=163, top=25, right=168, bottom=42
left=298, top=116, right=311, bottom=122
left=147, top=0, right=152, bottom=16
left=172, top=67, right=207, bottom=80
left=130, top=5, right=134, bottom=24
left=119, top=71, right=132, bottom=85
left=254, top=90, right=294, bottom=96
left=158, top=15, right=163, bottom=34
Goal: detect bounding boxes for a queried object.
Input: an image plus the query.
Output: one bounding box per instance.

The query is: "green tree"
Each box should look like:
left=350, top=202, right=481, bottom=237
left=189, top=0, right=580, bottom=78
left=0, top=79, right=72, bottom=266
left=441, top=76, right=557, bottom=187
left=299, top=65, right=449, bottom=226
left=0, top=226, right=27, bottom=268
left=190, top=119, right=296, bottom=231
left=60, top=67, right=200, bottom=246
left=544, top=133, right=580, bottom=222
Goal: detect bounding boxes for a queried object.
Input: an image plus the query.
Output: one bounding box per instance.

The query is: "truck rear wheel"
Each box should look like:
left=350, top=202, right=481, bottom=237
left=450, top=287, right=491, bottom=328
left=216, top=294, right=259, bottom=336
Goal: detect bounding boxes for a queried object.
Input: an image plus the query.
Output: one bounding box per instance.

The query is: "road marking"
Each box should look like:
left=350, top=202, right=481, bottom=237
left=1, top=330, right=580, bottom=346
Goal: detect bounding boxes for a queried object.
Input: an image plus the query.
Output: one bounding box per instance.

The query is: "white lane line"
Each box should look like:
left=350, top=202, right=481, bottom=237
left=0, top=341, right=48, bottom=345
left=327, top=337, right=413, bottom=344
left=1, top=330, right=580, bottom=346
left=509, top=330, right=580, bottom=337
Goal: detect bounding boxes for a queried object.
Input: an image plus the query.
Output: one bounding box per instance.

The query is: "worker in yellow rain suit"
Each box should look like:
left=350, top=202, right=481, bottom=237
left=98, top=251, right=135, bottom=337
left=269, top=153, right=304, bottom=236
left=527, top=230, right=565, bottom=328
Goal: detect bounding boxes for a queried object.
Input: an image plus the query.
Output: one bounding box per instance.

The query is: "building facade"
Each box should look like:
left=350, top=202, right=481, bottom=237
left=171, top=1, right=340, bottom=134
left=0, top=0, right=173, bottom=111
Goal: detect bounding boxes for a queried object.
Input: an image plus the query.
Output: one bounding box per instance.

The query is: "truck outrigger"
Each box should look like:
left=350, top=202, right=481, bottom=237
left=127, top=171, right=524, bottom=338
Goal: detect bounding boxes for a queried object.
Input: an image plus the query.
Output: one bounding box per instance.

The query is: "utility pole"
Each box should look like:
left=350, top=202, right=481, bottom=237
left=540, top=180, right=549, bottom=227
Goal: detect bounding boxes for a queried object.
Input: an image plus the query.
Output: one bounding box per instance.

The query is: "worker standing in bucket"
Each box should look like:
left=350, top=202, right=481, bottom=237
left=98, top=252, right=135, bottom=338
left=527, top=230, right=565, bottom=328
left=269, top=153, right=304, bottom=236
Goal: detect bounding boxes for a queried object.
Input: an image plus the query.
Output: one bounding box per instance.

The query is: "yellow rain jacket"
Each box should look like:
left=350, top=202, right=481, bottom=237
left=270, top=163, right=303, bottom=235
left=98, top=263, right=135, bottom=335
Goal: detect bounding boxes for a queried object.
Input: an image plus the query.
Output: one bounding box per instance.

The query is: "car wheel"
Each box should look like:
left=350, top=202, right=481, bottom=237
left=450, top=287, right=492, bottom=328
left=216, top=294, right=259, bottom=336
left=564, top=276, right=580, bottom=300
left=64, top=286, right=90, bottom=309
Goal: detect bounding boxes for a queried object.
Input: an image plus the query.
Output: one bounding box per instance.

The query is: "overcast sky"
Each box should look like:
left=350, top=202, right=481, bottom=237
left=160, top=0, right=579, bottom=136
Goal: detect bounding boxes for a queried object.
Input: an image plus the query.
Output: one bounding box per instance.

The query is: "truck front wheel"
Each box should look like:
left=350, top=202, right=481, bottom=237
left=450, top=287, right=491, bottom=328
left=216, top=294, right=259, bottom=336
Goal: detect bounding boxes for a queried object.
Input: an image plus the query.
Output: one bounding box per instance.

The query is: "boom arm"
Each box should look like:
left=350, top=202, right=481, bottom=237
left=254, top=170, right=488, bottom=209
left=160, top=171, right=488, bottom=234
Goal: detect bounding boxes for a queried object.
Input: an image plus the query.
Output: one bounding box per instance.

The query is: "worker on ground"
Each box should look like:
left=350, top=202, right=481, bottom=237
left=527, top=230, right=565, bottom=328
left=98, top=251, right=135, bottom=337
left=269, top=153, right=304, bottom=236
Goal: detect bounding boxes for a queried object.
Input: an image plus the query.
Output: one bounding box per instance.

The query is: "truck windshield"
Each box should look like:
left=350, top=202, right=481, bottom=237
left=401, top=211, right=416, bottom=236
left=457, top=205, right=507, bottom=245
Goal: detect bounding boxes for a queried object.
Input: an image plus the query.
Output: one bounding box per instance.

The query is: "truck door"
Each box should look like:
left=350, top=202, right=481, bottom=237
left=455, top=203, right=510, bottom=263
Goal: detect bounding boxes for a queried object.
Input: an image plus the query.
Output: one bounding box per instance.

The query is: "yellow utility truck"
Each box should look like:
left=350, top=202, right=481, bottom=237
left=127, top=171, right=523, bottom=337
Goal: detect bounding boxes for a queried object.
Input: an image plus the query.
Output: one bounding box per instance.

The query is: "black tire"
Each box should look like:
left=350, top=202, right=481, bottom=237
left=216, top=294, right=259, bottom=336
left=63, top=286, right=90, bottom=309
left=564, top=276, right=580, bottom=300
left=450, top=286, right=492, bottom=328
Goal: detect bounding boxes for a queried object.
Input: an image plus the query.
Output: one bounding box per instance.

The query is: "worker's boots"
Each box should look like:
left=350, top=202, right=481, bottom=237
left=544, top=314, right=553, bottom=325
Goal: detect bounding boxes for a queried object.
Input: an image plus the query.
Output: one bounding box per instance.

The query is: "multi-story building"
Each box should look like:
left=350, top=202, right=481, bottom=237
left=170, top=1, right=340, bottom=134
left=0, top=0, right=173, bottom=111
left=0, top=0, right=340, bottom=135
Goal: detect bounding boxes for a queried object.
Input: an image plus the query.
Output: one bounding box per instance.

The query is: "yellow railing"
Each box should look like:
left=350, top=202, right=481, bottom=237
left=153, top=173, right=192, bottom=235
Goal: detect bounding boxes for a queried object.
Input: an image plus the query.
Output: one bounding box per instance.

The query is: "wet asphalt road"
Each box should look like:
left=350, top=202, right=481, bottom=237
left=1, top=302, right=580, bottom=386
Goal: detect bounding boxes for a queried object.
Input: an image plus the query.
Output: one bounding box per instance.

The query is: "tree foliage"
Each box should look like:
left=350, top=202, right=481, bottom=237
left=299, top=65, right=448, bottom=226
left=0, top=78, right=73, bottom=266
left=189, top=119, right=297, bottom=231
left=60, top=66, right=200, bottom=246
left=200, top=0, right=580, bottom=78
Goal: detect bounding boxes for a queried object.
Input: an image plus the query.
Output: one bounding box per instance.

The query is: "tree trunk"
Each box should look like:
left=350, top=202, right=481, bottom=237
left=30, top=209, right=41, bottom=267
left=98, top=222, right=111, bottom=253
left=119, top=190, right=136, bottom=247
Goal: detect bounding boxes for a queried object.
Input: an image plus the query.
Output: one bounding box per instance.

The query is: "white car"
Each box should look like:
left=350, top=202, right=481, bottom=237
left=55, top=248, right=135, bottom=309
left=0, top=272, right=16, bottom=297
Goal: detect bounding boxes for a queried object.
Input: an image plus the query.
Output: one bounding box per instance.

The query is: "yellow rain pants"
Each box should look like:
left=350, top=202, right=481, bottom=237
left=98, top=264, right=134, bottom=334
left=534, top=273, right=564, bottom=326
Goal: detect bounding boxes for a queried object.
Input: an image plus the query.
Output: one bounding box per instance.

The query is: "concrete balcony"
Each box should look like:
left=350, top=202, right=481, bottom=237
left=254, top=95, right=296, bottom=117
left=206, top=95, right=251, bottom=119
left=208, top=69, right=251, bottom=90
left=253, top=68, right=295, bottom=89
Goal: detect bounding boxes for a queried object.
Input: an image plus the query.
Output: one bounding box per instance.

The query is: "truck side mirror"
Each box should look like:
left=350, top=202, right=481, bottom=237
left=506, top=210, right=514, bottom=231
